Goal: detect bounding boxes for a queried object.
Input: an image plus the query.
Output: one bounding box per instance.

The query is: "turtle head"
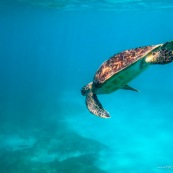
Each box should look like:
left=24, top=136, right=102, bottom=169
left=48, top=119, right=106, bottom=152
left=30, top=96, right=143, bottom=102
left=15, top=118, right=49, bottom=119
left=146, top=41, right=173, bottom=64
left=81, top=82, right=93, bottom=96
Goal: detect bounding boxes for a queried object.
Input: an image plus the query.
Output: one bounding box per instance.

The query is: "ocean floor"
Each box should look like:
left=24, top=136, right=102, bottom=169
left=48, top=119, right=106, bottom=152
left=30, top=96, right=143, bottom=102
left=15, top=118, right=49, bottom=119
left=0, top=86, right=173, bottom=173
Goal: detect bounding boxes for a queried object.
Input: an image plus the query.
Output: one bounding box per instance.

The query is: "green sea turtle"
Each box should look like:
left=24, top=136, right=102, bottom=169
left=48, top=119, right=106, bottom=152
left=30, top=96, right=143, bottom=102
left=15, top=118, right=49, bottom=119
left=81, top=41, right=173, bottom=118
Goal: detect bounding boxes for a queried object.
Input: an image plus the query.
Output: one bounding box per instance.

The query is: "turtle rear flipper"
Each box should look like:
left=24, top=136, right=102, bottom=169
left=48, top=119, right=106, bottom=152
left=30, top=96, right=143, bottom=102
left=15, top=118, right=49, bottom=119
left=146, top=41, right=173, bottom=64
left=86, top=92, right=110, bottom=118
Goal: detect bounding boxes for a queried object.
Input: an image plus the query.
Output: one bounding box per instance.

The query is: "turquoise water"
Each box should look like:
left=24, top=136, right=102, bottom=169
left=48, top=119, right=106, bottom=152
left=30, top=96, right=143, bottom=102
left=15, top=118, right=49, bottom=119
left=0, top=0, right=173, bottom=172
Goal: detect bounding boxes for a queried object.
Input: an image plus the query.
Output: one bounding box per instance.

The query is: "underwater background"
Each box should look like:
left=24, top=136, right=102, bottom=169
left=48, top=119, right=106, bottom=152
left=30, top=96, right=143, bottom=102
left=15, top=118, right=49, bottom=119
left=1, top=0, right=173, bottom=172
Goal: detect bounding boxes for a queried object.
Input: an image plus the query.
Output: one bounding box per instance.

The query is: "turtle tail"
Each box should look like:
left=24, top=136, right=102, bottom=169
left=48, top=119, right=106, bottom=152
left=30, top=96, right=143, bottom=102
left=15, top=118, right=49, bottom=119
left=86, top=92, right=110, bottom=118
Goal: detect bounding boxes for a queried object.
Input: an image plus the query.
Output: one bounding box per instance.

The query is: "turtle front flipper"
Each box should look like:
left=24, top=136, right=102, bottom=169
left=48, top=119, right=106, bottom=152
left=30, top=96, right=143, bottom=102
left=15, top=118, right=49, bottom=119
left=86, top=92, right=110, bottom=118
left=122, top=85, right=139, bottom=92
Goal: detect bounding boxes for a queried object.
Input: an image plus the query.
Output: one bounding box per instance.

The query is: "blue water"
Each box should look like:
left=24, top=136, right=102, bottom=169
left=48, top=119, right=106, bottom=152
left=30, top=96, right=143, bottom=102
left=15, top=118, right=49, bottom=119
left=1, top=0, right=173, bottom=172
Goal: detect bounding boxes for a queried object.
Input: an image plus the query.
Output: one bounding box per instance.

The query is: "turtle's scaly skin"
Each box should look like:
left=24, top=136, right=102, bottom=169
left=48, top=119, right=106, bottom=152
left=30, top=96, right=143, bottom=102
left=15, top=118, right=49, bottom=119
left=94, top=45, right=157, bottom=85
left=86, top=92, right=109, bottom=118
left=146, top=42, right=173, bottom=64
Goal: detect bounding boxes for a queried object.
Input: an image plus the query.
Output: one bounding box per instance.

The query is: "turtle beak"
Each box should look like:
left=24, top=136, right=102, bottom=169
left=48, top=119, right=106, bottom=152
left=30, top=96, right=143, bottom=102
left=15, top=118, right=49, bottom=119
left=81, top=85, right=89, bottom=96
left=81, top=82, right=93, bottom=96
left=81, top=87, right=86, bottom=96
